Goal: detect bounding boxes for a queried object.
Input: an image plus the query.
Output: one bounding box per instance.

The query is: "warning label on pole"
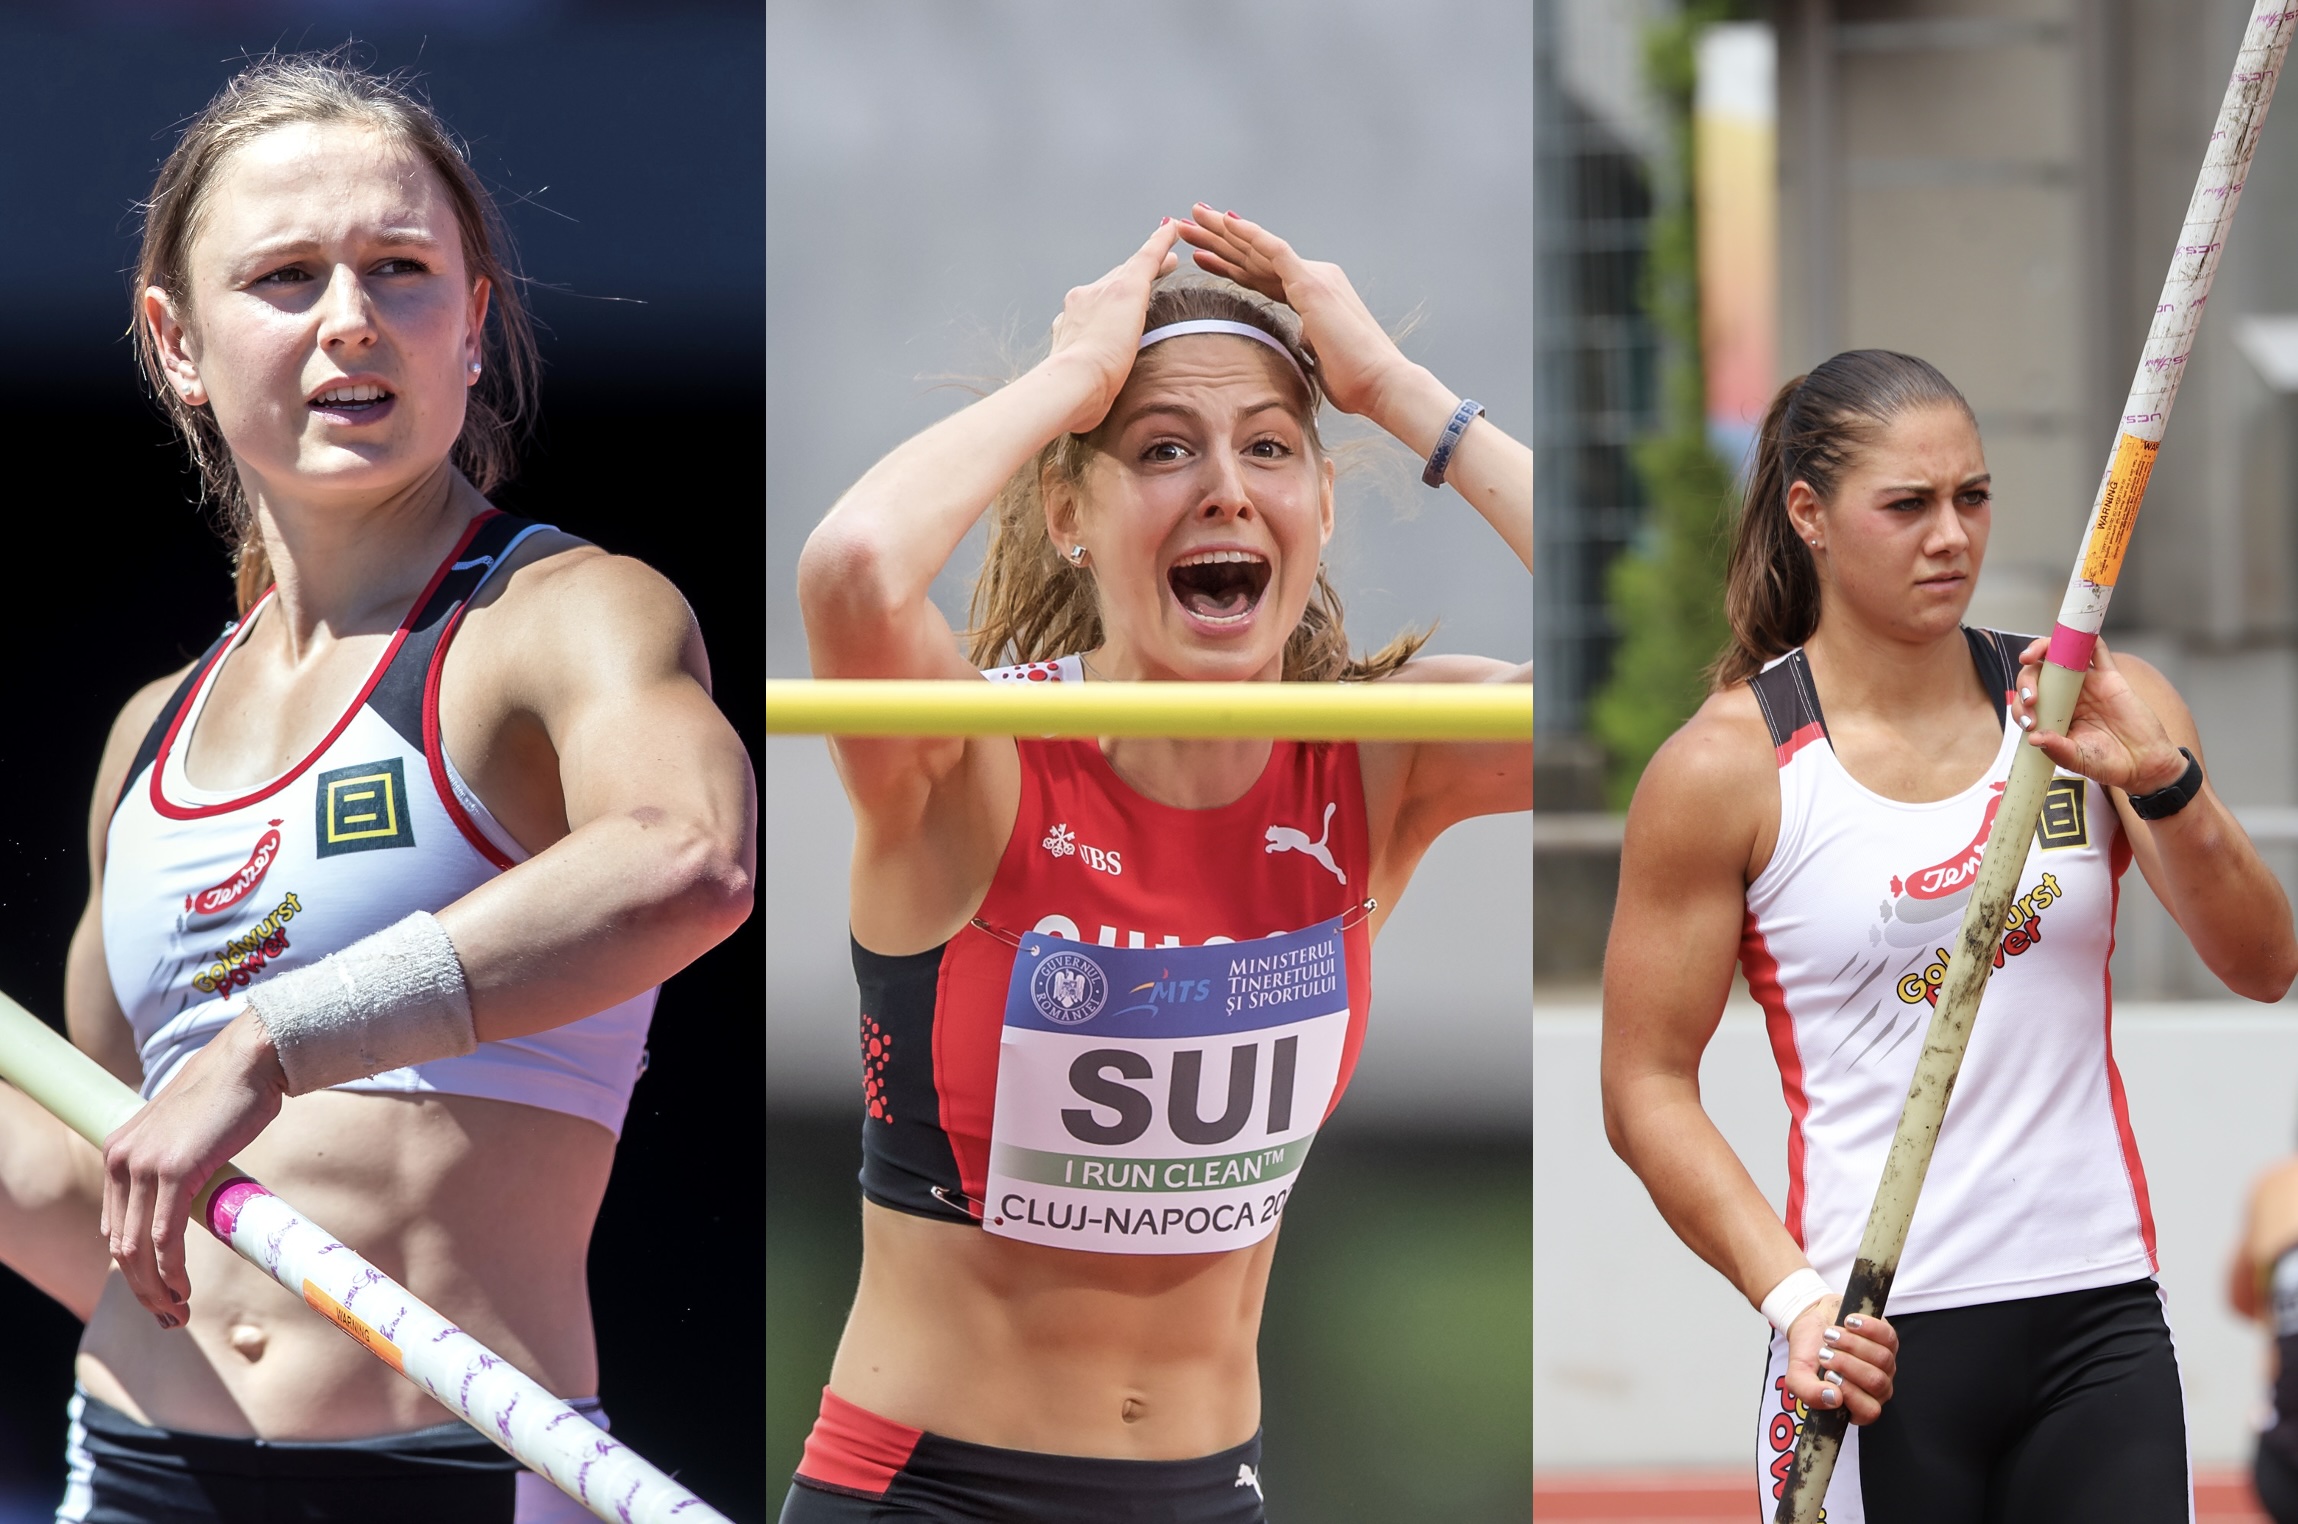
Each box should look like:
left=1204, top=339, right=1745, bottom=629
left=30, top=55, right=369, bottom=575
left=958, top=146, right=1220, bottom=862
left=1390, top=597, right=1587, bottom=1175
left=2081, top=432, right=2161, bottom=586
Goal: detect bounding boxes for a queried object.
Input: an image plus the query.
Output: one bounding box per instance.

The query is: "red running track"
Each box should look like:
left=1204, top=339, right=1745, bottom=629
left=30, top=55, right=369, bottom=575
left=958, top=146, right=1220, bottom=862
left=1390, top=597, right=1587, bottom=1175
left=1532, top=1469, right=2271, bottom=1522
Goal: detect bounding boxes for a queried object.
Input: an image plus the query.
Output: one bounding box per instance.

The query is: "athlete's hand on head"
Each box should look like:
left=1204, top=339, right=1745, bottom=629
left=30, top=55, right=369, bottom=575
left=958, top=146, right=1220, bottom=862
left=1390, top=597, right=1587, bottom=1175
left=1172, top=205, right=1412, bottom=421
left=1045, top=221, right=1185, bottom=437
left=1785, top=1295, right=1898, bottom=1425
left=2009, top=637, right=2189, bottom=796
left=99, top=1007, right=288, bottom=1326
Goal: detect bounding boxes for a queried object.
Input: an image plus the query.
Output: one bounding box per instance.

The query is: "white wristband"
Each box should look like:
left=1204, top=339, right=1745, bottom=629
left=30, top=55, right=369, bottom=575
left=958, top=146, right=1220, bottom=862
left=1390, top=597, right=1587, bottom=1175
left=247, top=911, right=477, bottom=1095
left=1759, top=1267, right=1834, bottom=1335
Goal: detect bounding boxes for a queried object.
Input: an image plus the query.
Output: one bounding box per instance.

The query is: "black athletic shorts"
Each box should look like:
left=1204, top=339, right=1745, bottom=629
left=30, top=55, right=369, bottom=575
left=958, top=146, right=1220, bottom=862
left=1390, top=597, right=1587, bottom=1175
left=779, top=1389, right=1267, bottom=1523
left=1763, top=1276, right=2189, bottom=1522
left=59, top=1388, right=548, bottom=1523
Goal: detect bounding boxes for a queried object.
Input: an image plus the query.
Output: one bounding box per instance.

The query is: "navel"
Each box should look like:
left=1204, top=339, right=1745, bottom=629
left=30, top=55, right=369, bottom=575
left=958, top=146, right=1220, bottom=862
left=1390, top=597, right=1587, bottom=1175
left=1120, top=1397, right=1146, bottom=1424
left=228, top=1324, right=267, bottom=1363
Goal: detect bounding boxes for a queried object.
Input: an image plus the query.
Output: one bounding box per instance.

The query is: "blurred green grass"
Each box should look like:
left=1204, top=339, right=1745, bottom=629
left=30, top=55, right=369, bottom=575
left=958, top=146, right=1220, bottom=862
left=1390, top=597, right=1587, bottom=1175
left=766, top=1115, right=1530, bottom=1523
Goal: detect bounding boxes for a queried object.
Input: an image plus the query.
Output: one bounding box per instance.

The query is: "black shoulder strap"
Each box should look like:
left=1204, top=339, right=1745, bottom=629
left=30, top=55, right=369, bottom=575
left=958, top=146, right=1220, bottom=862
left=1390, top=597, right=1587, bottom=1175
left=369, top=512, right=544, bottom=752
left=1965, top=627, right=2037, bottom=732
left=1747, top=649, right=1827, bottom=766
left=113, top=629, right=235, bottom=819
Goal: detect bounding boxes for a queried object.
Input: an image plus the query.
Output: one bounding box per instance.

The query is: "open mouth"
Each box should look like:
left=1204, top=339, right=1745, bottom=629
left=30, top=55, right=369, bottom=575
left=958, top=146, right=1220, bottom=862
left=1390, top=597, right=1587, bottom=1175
left=308, top=382, right=394, bottom=417
left=1167, top=548, right=1272, bottom=625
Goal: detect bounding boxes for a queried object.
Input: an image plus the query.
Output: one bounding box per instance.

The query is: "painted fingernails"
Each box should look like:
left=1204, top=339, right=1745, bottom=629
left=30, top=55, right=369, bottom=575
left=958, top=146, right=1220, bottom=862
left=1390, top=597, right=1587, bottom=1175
left=2020, top=713, right=2036, bottom=730
left=1822, top=1326, right=1843, bottom=1344
left=1823, top=1368, right=1845, bottom=1386
left=1819, top=1385, right=1840, bottom=1405
left=1161, top=216, right=1171, bottom=226
left=2021, top=686, right=2034, bottom=702
left=1844, top=1315, right=1864, bottom=1329
left=1817, top=1348, right=1834, bottom=1365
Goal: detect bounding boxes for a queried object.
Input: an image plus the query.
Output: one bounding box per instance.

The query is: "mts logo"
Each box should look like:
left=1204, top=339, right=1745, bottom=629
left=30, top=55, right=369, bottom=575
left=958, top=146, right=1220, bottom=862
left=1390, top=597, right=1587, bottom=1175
left=1062, top=1038, right=1299, bottom=1146
left=1129, top=977, right=1214, bottom=1006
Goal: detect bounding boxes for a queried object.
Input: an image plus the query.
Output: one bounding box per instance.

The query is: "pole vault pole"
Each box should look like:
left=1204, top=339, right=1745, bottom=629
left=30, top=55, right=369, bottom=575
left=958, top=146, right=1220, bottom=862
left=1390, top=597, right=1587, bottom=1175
left=0, top=993, right=727, bottom=1524
left=1776, top=3, right=2298, bottom=1515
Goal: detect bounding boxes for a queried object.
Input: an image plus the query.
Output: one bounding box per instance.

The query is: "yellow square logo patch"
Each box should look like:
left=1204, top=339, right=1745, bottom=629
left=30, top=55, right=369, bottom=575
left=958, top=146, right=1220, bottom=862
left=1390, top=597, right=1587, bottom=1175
left=2036, top=775, right=2089, bottom=852
left=315, top=758, right=415, bottom=857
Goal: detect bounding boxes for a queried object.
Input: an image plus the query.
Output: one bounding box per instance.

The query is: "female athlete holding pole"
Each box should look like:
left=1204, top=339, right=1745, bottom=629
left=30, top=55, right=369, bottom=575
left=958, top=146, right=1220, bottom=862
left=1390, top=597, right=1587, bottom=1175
left=1604, top=349, right=2298, bottom=1521
left=0, top=53, right=755, bottom=1522
left=786, top=208, right=1530, bottom=1521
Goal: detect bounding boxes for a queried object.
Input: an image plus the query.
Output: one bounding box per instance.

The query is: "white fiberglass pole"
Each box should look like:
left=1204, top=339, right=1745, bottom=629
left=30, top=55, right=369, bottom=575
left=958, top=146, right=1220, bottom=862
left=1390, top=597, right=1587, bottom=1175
left=1776, top=4, right=2298, bottom=1516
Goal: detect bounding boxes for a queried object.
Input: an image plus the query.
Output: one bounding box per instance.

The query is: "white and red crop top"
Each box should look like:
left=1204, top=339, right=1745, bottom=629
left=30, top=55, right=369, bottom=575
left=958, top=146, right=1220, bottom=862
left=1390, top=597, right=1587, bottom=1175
left=101, top=511, right=655, bottom=1137
left=1740, top=629, right=2155, bottom=1314
left=854, top=656, right=1375, bottom=1229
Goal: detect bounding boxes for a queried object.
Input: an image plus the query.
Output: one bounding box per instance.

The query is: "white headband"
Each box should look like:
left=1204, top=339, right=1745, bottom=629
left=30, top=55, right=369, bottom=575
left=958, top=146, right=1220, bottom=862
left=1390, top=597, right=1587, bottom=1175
left=1136, top=319, right=1311, bottom=392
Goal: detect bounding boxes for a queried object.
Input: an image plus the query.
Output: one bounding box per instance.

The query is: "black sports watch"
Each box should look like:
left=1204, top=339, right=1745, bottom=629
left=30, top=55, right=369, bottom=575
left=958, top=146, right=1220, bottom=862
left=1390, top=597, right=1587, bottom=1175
left=2126, top=747, right=2203, bottom=821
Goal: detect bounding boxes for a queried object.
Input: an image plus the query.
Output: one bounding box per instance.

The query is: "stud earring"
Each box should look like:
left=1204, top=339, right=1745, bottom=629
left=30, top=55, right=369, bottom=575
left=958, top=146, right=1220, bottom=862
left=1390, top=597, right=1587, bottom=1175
left=1068, top=545, right=1087, bottom=565
left=469, top=360, right=483, bottom=376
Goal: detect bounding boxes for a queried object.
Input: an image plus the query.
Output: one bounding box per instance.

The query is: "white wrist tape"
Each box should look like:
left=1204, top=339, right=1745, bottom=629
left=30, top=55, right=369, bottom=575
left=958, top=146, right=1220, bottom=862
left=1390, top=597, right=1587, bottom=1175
left=1760, top=1267, right=1834, bottom=1335
left=248, top=911, right=477, bottom=1096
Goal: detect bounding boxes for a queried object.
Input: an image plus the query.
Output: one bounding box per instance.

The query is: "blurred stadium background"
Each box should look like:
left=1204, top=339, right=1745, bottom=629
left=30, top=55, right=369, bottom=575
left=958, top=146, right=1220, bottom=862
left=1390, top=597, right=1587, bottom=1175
left=1537, top=1, right=2298, bottom=1517
left=0, top=5, right=762, bottom=1521
left=766, top=3, right=1530, bottom=1520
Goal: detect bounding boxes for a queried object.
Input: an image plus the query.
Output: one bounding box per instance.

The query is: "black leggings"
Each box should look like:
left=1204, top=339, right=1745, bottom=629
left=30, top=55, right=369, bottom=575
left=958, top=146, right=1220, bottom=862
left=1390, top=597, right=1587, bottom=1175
left=1857, top=1277, right=2188, bottom=1523
left=778, top=1430, right=1267, bottom=1524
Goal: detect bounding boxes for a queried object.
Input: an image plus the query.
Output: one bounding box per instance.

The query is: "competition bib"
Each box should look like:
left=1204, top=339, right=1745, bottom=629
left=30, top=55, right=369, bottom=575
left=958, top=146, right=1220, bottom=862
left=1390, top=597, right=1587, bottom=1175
left=984, top=917, right=1350, bottom=1255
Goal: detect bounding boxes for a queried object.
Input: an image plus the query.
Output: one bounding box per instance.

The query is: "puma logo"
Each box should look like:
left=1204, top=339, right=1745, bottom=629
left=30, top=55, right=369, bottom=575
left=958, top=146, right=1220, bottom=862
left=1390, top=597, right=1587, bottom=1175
left=1265, top=802, right=1345, bottom=885
left=1235, top=1463, right=1263, bottom=1498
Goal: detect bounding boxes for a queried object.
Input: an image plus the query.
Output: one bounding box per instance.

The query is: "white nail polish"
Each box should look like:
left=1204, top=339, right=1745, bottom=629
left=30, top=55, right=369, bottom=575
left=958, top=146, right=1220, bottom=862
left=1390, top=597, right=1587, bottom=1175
left=1822, top=1326, right=1843, bottom=1344
left=1823, top=1368, right=1845, bottom=1386
left=2020, top=714, right=2035, bottom=730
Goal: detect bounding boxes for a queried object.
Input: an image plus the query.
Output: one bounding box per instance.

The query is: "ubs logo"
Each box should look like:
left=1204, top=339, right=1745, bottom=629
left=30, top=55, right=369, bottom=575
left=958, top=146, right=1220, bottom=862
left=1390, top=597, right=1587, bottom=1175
left=315, top=758, right=416, bottom=858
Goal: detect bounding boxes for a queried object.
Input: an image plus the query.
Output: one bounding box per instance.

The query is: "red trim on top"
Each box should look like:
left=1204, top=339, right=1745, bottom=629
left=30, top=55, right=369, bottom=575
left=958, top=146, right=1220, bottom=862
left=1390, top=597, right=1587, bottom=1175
left=1742, top=910, right=1809, bottom=1247
left=421, top=603, right=517, bottom=871
left=2099, top=830, right=2160, bottom=1270
left=1774, top=721, right=1826, bottom=769
left=793, top=1388, right=923, bottom=1500
left=147, top=512, right=501, bottom=821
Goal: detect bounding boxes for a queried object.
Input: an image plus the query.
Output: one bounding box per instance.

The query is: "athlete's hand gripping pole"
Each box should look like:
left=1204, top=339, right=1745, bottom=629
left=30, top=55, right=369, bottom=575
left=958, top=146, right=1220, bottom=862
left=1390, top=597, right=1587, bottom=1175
left=1774, top=4, right=2298, bottom=1516
left=0, top=990, right=728, bottom=1524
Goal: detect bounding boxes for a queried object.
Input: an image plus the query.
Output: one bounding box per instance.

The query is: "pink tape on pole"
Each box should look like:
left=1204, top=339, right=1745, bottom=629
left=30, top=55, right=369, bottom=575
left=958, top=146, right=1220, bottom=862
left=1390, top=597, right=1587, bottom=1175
left=205, top=1179, right=270, bottom=1241
left=2046, top=624, right=2098, bottom=672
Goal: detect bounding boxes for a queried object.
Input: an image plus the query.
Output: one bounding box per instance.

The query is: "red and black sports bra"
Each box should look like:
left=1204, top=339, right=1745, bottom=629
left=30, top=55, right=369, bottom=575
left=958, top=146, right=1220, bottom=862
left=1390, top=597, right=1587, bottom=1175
left=852, top=659, right=1374, bottom=1230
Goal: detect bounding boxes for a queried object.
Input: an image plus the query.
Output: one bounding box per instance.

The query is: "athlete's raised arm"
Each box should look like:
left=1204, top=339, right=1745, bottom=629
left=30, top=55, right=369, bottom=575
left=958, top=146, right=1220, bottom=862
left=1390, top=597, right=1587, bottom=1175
left=1176, top=207, right=1530, bottom=845
left=2008, top=638, right=2297, bottom=1000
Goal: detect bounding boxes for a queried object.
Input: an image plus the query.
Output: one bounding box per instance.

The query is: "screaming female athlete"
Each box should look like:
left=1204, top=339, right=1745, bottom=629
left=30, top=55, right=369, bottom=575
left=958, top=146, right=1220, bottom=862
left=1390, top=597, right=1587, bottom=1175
left=786, top=208, right=1531, bottom=1520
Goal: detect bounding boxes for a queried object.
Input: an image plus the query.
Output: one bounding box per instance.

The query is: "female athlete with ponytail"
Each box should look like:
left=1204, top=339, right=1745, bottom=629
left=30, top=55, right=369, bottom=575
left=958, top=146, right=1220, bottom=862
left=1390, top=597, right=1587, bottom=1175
left=1603, top=348, right=2298, bottom=1521
left=786, top=208, right=1530, bottom=1521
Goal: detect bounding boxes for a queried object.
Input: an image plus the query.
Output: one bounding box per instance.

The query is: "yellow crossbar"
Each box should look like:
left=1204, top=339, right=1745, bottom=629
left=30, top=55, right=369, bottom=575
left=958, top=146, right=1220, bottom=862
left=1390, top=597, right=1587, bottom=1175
left=764, top=679, right=1532, bottom=741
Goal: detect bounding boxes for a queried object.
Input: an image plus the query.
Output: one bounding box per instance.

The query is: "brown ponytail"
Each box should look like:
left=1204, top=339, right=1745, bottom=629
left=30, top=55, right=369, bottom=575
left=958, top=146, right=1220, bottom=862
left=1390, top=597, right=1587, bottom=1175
left=966, top=272, right=1429, bottom=684
left=1709, top=349, right=1975, bottom=688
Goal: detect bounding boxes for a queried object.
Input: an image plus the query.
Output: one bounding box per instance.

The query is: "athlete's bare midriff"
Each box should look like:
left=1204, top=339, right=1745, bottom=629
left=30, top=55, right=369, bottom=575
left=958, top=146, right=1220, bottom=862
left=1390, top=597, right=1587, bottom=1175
left=829, top=1201, right=1273, bottom=1458
left=75, top=1089, right=612, bottom=1440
